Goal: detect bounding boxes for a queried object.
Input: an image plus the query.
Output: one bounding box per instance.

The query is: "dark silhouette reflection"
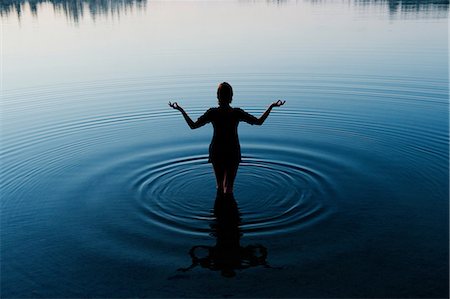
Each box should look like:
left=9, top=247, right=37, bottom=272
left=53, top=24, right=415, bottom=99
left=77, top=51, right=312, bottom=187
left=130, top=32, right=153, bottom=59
left=178, top=193, right=279, bottom=278
left=0, top=0, right=146, bottom=22
left=242, top=0, right=449, bottom=18
left=354, top=0, right=448, bottom=17
left=2, top=0, right=448, bottom=21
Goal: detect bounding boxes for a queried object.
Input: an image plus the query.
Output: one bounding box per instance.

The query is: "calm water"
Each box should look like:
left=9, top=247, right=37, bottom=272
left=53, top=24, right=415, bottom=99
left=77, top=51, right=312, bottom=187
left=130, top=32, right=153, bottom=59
left=1, top=0, right=449, bottom=297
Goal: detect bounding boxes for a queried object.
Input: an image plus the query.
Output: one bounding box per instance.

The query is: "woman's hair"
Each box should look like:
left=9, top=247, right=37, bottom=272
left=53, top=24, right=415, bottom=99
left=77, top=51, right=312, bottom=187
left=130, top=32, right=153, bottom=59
left=217, top=82, right=233, bottom=105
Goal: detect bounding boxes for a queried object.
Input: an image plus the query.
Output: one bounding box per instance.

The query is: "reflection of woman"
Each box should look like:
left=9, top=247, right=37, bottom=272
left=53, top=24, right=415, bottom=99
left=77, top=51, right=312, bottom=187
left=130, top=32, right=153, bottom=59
left=178, top=193, right=276, bottom=278
left=169, top=82, right=285, bottom=194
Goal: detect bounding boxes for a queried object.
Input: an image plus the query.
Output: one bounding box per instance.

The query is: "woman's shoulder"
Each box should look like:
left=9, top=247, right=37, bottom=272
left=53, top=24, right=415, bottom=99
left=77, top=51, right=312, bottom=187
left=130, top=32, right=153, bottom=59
left=206, top=107, right=219, bottom=114
left=232, top=107, right=245, bottom=114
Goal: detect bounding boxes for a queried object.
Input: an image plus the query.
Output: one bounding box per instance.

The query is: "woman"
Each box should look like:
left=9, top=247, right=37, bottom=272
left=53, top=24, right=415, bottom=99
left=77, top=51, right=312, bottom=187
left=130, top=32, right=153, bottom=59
left=169, top=82, right=285, bottom=195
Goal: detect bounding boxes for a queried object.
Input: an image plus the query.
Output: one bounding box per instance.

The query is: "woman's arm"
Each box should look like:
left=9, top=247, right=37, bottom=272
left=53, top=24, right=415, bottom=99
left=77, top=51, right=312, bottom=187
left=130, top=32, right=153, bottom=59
left=169, top=101, right=208, bottom=129
left=255, top=100, right=285, bottom=125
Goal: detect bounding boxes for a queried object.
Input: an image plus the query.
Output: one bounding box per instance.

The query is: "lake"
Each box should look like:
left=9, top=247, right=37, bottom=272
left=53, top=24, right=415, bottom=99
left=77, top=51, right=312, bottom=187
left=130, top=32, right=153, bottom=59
left=1, top=0, right=449, bottom=297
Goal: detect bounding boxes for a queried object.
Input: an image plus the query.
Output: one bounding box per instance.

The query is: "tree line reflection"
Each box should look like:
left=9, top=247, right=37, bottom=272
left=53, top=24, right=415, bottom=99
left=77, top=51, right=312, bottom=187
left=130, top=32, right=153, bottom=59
left=0, top=0, right=448, bottom=21
left=0, top=0, right=146, bottom=22
left=354, top=0, right=449, bottom=17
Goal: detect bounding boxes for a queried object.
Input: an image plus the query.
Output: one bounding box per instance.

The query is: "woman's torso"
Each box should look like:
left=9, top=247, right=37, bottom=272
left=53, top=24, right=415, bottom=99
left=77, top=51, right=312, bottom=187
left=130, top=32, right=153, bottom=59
left=198, top=105, right=257, bottom=164
left=209, top=106, right=242, bottom=162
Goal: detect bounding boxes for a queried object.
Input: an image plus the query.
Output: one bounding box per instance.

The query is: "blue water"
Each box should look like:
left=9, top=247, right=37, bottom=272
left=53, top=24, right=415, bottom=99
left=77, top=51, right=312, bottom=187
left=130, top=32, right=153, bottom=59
left=1, top=1, right=449, bottom=297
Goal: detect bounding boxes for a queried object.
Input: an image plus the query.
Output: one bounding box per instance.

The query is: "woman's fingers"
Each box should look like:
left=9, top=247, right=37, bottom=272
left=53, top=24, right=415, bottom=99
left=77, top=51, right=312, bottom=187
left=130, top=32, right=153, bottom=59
left=168, top=101, right=179, bottom=109
left=273, top=99, right=285, bottom=107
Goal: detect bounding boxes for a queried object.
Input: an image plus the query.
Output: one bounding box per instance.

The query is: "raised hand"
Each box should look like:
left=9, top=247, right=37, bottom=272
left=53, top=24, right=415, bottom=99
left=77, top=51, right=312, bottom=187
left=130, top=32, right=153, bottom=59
left=168, top=101, right=182, bottom=111
left=271, top=100, right=286, bottom=107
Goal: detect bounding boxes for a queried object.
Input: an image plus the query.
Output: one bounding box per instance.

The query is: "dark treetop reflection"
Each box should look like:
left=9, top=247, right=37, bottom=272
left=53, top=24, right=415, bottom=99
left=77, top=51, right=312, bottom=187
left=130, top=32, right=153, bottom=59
left=0, top=0, right=146, bottom=21
left=354, top=0, right=449, bottom=17
left=1, top=0, right=448, bottom=21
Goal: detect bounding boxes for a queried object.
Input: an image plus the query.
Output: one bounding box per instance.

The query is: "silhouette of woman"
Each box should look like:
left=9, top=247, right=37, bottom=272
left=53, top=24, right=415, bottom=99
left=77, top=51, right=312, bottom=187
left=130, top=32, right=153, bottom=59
left=169, top=82, right=285, bottom=195
left=177, top=193, right=280, bottom=277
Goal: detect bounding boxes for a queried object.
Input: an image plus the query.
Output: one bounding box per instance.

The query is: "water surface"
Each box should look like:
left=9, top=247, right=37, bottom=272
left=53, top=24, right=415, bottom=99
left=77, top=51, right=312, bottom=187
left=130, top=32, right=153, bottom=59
left=1, top=0, right=449, bottom=297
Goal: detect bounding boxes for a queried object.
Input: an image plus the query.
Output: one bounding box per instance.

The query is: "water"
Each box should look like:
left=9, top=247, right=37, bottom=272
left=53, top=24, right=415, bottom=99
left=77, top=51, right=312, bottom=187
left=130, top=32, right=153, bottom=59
left=1, top=1, right=449, bottom=297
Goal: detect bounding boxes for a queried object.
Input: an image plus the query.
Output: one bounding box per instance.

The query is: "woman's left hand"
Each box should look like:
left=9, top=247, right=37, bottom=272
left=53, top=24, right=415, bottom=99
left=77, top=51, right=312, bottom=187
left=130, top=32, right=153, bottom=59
left=169, top=101, right=183, bottom=111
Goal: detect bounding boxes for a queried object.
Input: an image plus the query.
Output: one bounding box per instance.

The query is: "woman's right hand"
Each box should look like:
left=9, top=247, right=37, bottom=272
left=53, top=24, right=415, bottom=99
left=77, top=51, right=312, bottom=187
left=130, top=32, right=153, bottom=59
left=169, top=101, right=182, bottom=111
left=271, top=100, right=286, bottom=107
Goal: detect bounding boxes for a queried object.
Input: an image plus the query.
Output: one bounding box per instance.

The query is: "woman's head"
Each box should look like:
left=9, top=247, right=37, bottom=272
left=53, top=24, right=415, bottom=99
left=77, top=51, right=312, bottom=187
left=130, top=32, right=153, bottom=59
left=217, top=82, right=233, bottom=106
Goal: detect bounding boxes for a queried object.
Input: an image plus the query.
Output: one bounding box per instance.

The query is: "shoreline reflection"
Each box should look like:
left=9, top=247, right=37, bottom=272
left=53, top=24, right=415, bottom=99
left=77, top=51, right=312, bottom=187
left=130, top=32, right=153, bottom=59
left=178, top=192, right=280, bottom=278
left=0, top=0, right=146, bottom=22
left=1, top=0, right=448, bottom=21
left=353, top=0, right=449, bottom=17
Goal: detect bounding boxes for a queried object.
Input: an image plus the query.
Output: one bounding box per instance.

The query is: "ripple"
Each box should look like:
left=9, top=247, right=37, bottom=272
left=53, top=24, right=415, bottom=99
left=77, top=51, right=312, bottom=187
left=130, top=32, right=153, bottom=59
left=2, top=72, right=447, bottom=238
left=127, top=147, right=336, bottom=237
left=237, top=157, right=334, bottom=235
